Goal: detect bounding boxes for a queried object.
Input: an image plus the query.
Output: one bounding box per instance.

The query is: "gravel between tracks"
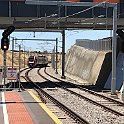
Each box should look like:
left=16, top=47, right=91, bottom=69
left=43, top=88, right=124, bottom=124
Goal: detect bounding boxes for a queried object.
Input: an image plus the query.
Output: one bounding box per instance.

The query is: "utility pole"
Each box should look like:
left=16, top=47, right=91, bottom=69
left=61, top=30, right=65, bottom=79
left=52, top=47, right=55, bottom=70
left=55, top=38, right=58, bottom=74
left=12, top=37, right=14, bottom=68
left=111, top=4, right=117, bottom=95
left=18, top=45, right=21, bottom=92
left=3, top=50, right=6, bottom=89
left=24, top=46, right=25, bottom=68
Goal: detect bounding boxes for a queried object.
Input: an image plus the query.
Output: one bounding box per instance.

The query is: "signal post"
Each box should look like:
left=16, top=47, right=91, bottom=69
left=116, top=29, right=124, bottom=101
left=1, top=26, right=15, bottom=89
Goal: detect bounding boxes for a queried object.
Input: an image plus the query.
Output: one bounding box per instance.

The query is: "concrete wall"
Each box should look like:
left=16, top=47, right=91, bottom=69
left=64, top=45, right=110, bottom=85
left=59, top=37, right=124, bottom=91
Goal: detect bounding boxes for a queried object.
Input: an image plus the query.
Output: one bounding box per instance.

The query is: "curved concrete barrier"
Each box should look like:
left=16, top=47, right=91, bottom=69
left=63, top=45, right=111, bottom=87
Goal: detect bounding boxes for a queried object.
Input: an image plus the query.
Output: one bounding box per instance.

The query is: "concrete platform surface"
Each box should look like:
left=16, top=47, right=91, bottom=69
left=0, top=90, right=62, bottom=124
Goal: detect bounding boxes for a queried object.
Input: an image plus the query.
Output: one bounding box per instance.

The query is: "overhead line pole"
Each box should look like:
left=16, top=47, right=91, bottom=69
left=55, top=38, right=58, bottom=74
left=12, top=37, right=14, bottom=68
left=61, top=30, right=65, bottom=79
left=111, top=4, right=117, bottom=95
left=18, top=45, right=21, bottom=92
left=24, top=46, right=25, bottom=68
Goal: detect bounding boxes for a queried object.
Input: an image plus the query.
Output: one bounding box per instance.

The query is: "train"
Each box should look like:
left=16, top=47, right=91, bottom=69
left=27, top=55, right=48, bottom=68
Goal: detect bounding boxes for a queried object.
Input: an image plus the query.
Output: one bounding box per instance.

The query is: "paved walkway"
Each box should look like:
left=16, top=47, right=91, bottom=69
left=0, top=90, right=62, bottom=124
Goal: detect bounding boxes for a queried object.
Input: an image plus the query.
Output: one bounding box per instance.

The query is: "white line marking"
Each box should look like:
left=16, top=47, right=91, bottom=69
left=2, top=92, right=9, bottom=124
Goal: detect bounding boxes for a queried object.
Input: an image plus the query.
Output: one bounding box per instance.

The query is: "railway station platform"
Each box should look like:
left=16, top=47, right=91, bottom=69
left=0, top=90, right=62, bottom=124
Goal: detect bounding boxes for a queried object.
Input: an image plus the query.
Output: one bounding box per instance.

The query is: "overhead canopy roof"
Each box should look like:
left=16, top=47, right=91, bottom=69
left=0, top=0, right=123, bottom=31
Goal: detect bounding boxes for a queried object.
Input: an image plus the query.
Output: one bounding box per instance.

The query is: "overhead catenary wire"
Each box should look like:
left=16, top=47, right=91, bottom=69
left=28, top=4, right=64, bottom=22
left=65, top=11, right=124, bottom=29
left=13, top=0, right=124, bottom=30
left=62, top=1, right=108, bottom=19
left=49, top=0, right=109, bottom=28
left=15, top=0, right=121, bottom=31
left=27, top=1, right=109, bottom=28
left=12, top=0, right=122, bottom=41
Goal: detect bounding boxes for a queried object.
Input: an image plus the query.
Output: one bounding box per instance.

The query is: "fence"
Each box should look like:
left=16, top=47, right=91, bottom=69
left=76, top=37, right=112, bottom=51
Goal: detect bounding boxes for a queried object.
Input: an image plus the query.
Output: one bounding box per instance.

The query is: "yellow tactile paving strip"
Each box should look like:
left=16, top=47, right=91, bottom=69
left=28, top=90, right=63, bottom=124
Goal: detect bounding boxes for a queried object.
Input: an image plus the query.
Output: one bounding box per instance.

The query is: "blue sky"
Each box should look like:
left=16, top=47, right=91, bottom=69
left=0, top=30, right=111, bottom=52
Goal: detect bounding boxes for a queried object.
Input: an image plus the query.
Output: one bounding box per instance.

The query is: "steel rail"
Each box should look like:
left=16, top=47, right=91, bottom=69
left=43, top=68, right=124, bottom=116
left=25, top=68, right=90, bottom=124
left=44, top=68, right=124, bottom=106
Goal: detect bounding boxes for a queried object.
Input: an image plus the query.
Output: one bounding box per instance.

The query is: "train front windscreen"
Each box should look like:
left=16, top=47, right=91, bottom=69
left=29, top=56, right=34, bottom=62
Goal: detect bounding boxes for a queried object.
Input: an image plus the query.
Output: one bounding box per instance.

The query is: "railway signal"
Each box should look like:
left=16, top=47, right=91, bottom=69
left=1, top=26, right=15, bottom=90
left=2, top=26, right=15, bottom=38
left=1, top=26, right=15, bottom=51
left=1, top=37, right=9, bottom=50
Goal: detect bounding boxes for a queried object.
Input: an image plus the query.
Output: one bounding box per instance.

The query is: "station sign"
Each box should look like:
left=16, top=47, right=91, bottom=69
left=7, top=68, right=17, bottom=80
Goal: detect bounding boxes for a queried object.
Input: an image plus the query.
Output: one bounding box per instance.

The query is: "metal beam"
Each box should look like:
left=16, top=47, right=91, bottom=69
left=15, top=28, right=63, bottom=33
left=25, top=1, right=115, bottom=7
left=15, top=38, right=56, bottom=41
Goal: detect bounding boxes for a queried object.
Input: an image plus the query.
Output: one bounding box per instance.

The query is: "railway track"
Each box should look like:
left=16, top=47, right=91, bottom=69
left=23, top=68, right=89, bottom=124
left=43, top=67, right=124, bottom=114
left=38, top=67, right=124, bottom=123
left=20, top=67, right=124, bottom=123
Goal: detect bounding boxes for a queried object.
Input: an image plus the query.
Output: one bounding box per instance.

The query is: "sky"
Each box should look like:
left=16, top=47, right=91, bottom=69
left=0, top=29, right=111, bottom=52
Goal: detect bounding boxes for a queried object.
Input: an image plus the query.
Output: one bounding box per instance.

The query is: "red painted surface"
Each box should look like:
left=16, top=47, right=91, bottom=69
left=5, top=92, right=34, bottom=124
